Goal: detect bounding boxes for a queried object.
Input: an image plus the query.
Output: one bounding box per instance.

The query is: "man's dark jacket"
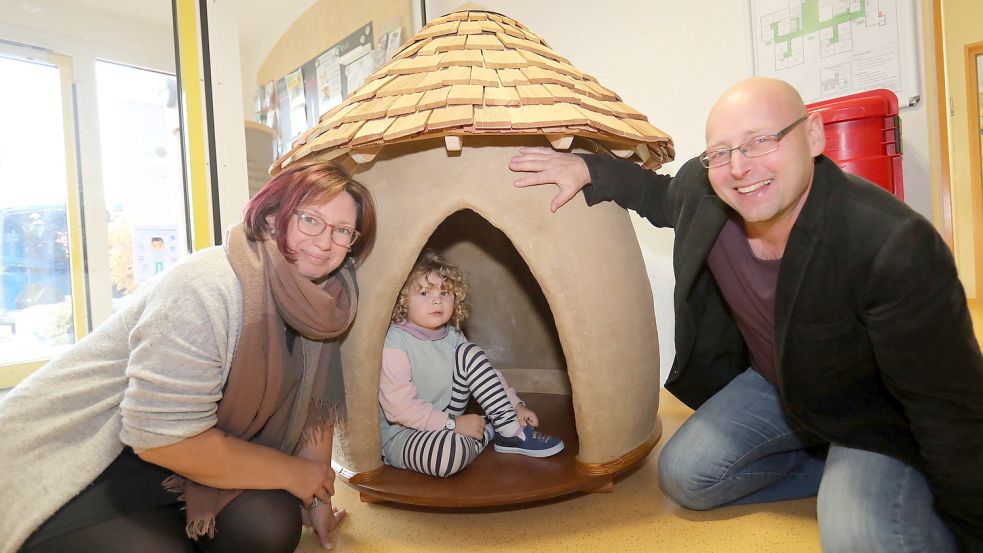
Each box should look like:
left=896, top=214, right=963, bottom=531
left=581, top=153, right=983, bottom=550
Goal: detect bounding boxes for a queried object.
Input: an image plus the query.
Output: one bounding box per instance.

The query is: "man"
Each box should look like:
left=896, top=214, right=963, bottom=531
left=509, top=78, right=983, bottom=552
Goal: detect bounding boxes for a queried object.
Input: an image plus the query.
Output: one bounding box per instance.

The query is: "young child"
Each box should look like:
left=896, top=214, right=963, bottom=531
left=379, top=249, right=564, bottom=478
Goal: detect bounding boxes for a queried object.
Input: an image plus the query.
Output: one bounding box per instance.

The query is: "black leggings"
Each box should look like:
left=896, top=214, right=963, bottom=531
left=21, top=489, right=302, bottom=553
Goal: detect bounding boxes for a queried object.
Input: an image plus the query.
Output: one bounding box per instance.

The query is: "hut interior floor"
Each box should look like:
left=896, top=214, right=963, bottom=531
left=298, top=300, right=983, bottom=553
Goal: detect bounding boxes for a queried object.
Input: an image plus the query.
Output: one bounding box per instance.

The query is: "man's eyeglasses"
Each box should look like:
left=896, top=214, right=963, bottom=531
left=699, top=114, right=809, bottom=169
left=293, top=210, right=361, bottom=247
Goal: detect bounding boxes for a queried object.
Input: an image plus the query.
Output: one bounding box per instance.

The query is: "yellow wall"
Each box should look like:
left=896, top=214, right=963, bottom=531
left=942, top=0, right=983, bottom=298
left=257, top=0, right=414, bottom=87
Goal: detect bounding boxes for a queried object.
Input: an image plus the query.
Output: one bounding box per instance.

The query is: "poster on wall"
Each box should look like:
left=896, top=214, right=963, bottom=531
left=314, top=23, right=374, bottom=116
left=375, top=27, right=403, bottom=69
left=750, top=0, right=920, bottom=106
left=285, top=68, right=308, bottom=139
left=316, top=50, right=343, bottom=116
left=256, top=81, right=276, bottom=128
left=275, top=78, right=291, bottom=154
left=132, top=224, right=185, bottom=284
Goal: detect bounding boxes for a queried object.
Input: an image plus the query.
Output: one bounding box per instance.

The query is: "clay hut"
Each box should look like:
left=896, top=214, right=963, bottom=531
left=275, top=9, right=674, bottom=507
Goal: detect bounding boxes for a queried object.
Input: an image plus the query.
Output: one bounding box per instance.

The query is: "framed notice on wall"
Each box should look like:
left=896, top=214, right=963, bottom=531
left=255, top=0, right=423, bottom=157
left=750, top=0, right=921, bottom=107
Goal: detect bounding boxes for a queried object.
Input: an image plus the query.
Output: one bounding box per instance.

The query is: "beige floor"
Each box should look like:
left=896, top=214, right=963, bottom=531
left=301, top=389, right=821, bottom=553
left=299, top=300, right=983, bottom=553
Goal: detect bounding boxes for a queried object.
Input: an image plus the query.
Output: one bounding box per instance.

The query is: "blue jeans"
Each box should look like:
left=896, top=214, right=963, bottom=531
left=658, top=368, right=956, bottom=553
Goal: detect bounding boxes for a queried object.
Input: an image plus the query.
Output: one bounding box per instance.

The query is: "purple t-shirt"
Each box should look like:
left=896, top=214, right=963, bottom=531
left=705, top=217, right=781, bottom=385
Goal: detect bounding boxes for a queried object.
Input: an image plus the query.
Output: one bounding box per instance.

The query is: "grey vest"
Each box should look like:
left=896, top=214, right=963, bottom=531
left=379, top=324, right=465, bottom=448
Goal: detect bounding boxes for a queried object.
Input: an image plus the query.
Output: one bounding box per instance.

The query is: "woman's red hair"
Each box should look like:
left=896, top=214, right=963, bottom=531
left=242, top=161, right=376, bottom=265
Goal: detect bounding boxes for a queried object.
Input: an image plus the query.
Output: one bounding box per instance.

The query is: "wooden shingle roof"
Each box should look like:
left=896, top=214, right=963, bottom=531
left=274, top=10, right=674, bottom=174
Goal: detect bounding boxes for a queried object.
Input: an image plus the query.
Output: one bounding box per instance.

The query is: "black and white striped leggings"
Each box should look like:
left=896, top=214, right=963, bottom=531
left=397, top=342, right=521, bottom=477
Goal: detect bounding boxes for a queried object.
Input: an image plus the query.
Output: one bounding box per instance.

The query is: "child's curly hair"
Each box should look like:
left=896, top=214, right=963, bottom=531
left=392, top=249, right=470, bottom=329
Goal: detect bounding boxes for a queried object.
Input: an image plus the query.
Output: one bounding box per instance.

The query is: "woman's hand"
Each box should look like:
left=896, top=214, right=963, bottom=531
left=515, top=404, right=539, bottom=427
left=288, top=457, right=336, bottom=507
left=302, top=497, right=346, bottom=550
left=453, top=413, right=486, bottom=439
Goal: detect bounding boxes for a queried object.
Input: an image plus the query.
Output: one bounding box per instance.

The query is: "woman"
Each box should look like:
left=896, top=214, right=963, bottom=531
left=0, top=161, right=376, bottom=553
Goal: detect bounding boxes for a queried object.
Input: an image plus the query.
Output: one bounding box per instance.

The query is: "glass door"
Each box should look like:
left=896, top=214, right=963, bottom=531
left=95, top=61, right=189, bottom=307
left=0, top=2, right=193, bottom=387
left=0, top=48, right=85, bottom=375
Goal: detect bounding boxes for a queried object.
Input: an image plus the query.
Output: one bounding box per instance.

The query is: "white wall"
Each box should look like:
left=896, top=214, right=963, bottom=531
left=236, top=0, right=934, bottom=383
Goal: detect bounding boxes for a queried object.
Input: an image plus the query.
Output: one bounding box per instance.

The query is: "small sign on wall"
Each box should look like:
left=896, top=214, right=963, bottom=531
left=750, top=0, right=921, bottom=107
left=132, top=224, right=184, bottom=283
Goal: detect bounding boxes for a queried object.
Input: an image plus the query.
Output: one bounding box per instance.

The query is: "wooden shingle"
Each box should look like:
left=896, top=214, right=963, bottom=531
left=578, top=95, right=616, bottom=116
left=515, top=84, right=555, bottom=105
left=469, top=67, right=500, bottom=87
left=377, top=72, right=428, bottom=97
left=474, top=106, right=512, bottom=129
left=427, top=104, right=474, bottom=131
left=497, top=68, right=530, bottom=87
left=418, top=66, right=472, bottom=90
left=624, top=118, right=670, bottom=141
left=607, top=101, right=648, bottom=120
left=419, top=87, right=452, bottom=110
left=390, top=37, right=428, bottom=60
left=496, top=33, right=570, bottom=64
left=387, top=53, right=444, bottom=75
left=387, top=91, right=425, bottom=117
left=346, top=74, right=396, bottom=103
left=418, top=35, right=466, bottom=56
left=543, top=83, right=578, bottom=103
left=447, top=84, right=484, bottom=105
left=416, top=20, right=460, bottom=40
left=458, top=21, right=483, bottom=35
left=578, top=108, right=645, bottom=141
left=483, top=86, right=521, bottom=106
left=483, top=49, right=528, bottom=69
left=583, top=80, right=620, bottom=101
left=344, top=96, right=399, bottom=122
left=306, top=121, right=365, bottom=151
left=478, top=20, right=504, bottom=33
left=439, top=49, right=483, bottom=68
left=520, top=66, right=568, bottom=86
left=511, top=103, right=587, bottom=129
left=351, top=117, right=394, bottom=145
left=319, top=101, right=359, bottom=126
left=465, top=34, right=505, bottom=51
left=383, top=110, right=431, bottom=141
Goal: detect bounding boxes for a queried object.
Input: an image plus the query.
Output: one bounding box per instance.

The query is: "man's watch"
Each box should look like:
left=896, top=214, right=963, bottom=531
left=444, top=413, right=456, bottom=430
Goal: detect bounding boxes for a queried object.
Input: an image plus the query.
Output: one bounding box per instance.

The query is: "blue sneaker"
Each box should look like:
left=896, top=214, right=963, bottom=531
left=493, top=426, right=564, bottom=457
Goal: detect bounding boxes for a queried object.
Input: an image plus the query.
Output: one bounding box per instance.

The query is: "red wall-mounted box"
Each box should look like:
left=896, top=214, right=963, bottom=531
left=806, top=89, right=903, bottom=199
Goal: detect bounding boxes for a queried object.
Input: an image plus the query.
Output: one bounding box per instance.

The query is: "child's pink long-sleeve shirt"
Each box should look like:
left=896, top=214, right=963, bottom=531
left=379, top=322, right=522, bottom=432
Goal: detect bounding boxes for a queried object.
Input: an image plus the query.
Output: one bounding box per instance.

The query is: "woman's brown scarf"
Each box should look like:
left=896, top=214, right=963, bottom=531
left=163, top=223, right=357, bottom=538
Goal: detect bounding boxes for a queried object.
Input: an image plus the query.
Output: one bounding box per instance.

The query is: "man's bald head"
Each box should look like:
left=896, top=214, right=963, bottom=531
left=707, top=78, right=807, bottom=141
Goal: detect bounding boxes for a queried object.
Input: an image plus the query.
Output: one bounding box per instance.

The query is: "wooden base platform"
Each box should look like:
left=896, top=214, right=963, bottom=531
left=342, top=393, right=650, bottom=507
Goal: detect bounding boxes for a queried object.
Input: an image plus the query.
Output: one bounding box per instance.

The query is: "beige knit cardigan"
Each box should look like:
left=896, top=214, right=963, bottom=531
left=0, top=246, right=245, bottom=552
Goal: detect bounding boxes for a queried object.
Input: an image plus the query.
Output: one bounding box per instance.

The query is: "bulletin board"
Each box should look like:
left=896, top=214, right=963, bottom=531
left=750, top=0, right=921, bottom=107
left=255, top=0, right=423, bottom=155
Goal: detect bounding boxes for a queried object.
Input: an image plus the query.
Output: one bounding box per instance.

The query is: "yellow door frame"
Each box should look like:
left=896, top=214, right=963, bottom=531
left=965, top=40, right=983, bottom=297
